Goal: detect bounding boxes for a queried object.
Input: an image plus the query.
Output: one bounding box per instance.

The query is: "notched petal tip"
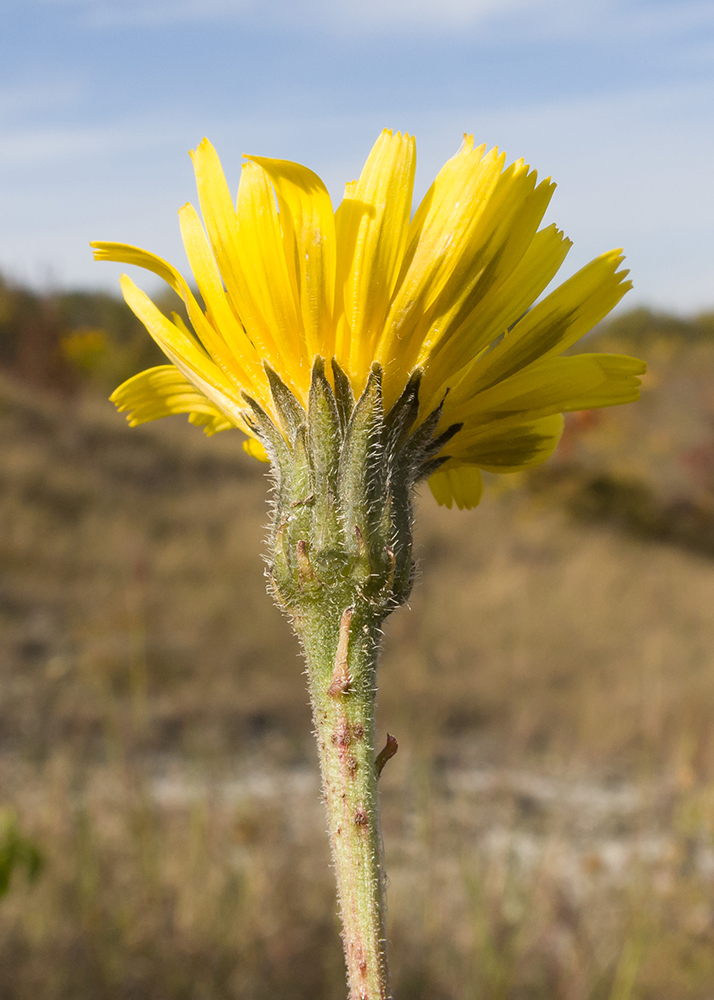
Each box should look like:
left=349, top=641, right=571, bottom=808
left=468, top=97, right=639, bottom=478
left=243, top=437, right=270, bottom=463
left=189, top=137, right=212, bottom=160
left=91, top=240, right=130, bottom=263
left=428, top=465, right=484, bottom=510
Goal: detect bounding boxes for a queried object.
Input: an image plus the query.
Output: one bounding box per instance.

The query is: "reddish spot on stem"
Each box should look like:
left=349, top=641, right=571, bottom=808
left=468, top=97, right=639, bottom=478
left=354, top=808, right=369, bottom=827
left=332, top=720, right=352, bottom=748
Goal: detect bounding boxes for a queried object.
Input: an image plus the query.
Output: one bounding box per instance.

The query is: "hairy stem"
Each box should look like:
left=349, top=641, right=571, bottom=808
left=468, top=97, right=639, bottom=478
left=299, top=603, right=390, bottom=1000
left=256, top=359, right=438, bottom=998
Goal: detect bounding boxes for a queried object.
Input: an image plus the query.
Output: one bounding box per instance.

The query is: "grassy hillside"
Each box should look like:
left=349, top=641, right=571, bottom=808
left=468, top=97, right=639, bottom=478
left=2, top=282, right=714, bottom=998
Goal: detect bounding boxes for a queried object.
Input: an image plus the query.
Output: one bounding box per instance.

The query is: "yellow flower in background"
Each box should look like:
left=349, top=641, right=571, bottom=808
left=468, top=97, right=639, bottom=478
left=60, top=327, right=108, bottom=374
left=93, top=129, right=645, bottom=510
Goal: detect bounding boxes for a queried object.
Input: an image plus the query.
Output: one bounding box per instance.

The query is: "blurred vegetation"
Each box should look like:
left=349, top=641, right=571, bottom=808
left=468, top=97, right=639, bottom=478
left=0, top=811, right=43, bottom=899
left=2, top=273, right=714, bottom=998
left=586, top=305, right=714, bottom=348
left=0, top=271, right=174, bottom=396
left=530, top=304, right=714, bottom=558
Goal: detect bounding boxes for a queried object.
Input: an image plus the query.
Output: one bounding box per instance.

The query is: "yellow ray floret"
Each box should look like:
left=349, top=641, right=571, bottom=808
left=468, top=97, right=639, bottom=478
left=110, top=365, right=236, bottom=435
left=427, top=465, right=484, bottom=511
left=94, top=128, right=645, bottom=511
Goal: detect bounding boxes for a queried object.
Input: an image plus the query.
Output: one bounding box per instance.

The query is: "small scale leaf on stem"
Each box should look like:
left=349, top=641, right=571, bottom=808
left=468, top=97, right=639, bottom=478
left=296, top=540, right=319, bottom=588
left=375, top=734, right=399, bottom=779
left=327, top=606, right=354, bottom=696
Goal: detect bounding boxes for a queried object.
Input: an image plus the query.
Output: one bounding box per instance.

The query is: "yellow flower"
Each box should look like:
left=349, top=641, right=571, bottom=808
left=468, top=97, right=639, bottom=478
left=60, top=327, right=108, bottom=373
left=93, top=129, right=644, bottom=510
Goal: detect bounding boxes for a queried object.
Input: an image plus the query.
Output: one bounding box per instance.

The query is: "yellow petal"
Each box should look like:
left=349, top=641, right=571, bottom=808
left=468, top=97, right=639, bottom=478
left=378, top=148, right=557, bottom=405
left=189, top=139, right=303, bottom=386
left=447, top=353, right=646, bottom=427
left=110, top=365, right=237, bottom=435
left=92, top=240, right=205, bottom=334
left=246, top=153, right=336, bottom=363
left=449, top=413, right=565, bottom=472
left=235, top=159, right=307, bottom=386
left=419, top=224, right=572, bottom=412
left=178, top=202, right=263, bottom=378
left=334, top=129, right=416, bottom=383
left=333, top=178, right=358, bottom=364
left=414, top=166, right=555, bottom=366
left=91, top=239, right=259, bottom=394
left=376, top=137, right=503, bottom=393
left=427, top=465, right=484, bottom=510
left=457, top=250, right=632, bottom=399
left=242, top=437, right=270, bottom=463
left=119, top=274, right=247, bottom=427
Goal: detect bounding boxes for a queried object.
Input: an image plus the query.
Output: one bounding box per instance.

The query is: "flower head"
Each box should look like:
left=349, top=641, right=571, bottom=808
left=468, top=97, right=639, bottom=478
left=93, top=129, right=644, bottom=510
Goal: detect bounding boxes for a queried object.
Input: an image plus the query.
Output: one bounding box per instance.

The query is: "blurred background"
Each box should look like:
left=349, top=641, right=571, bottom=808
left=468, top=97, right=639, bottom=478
left=2, top=1, right=714, bottom=998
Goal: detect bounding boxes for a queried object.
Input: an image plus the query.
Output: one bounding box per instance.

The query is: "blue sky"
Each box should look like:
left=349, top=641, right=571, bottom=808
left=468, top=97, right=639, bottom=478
left=1, top=0, right=713, bottom=312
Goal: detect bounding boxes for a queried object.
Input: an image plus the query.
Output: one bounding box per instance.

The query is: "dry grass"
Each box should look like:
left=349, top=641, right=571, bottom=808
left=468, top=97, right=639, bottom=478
left=2, top=357, right=714, bottom=999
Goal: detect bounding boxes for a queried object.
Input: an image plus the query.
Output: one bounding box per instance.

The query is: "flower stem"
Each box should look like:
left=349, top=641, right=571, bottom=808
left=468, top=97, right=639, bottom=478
left=299, top=603, right=390, bottom=1000
left=253, top=359, right=443, bottom=998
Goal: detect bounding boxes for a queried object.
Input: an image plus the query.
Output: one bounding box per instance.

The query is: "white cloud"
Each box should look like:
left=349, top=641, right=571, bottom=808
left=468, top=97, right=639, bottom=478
left=22, top=0, right=714, bottom=39
left=32, top=0, right=270, bottom=28
left=83, top=0, right=258, bottom=27
left=0, top=122, right=169, bottom=167
left=322, top=0, right=559, bottom=32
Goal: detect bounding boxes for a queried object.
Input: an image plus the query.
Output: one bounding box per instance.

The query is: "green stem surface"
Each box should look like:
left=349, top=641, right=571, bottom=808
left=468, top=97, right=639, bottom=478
left=300, top=603, right=390, bottom=1000
left=253, top=358, right=446, bottom=998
